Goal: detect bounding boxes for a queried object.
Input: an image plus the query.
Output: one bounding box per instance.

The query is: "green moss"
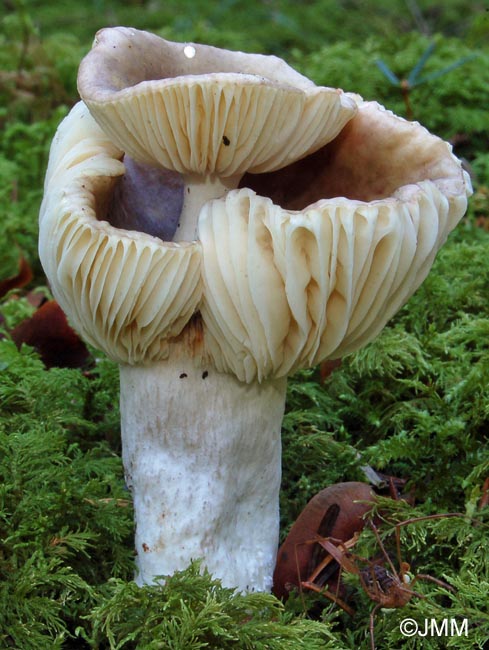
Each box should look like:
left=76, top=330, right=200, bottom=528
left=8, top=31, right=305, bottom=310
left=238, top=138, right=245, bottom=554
left=88, top=563, right=342, bottom=649
left=292, top=33, right=488, bottom=146
left=0, top=109, right=69, bottom=280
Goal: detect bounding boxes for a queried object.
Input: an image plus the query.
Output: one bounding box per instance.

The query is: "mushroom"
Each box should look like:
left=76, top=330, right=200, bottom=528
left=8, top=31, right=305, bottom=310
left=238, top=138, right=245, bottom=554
left=38, top=27, right=472, bottom=593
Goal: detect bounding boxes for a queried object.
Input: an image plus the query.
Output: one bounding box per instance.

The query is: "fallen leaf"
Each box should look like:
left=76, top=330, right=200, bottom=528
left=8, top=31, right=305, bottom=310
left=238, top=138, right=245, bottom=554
left=0, top=256, right=33, bottom=299
left=320, top=358, right=342, bottom=382
left=11, top=300, right=90, bottom=368
left=273, top=482, right=375, bottom=600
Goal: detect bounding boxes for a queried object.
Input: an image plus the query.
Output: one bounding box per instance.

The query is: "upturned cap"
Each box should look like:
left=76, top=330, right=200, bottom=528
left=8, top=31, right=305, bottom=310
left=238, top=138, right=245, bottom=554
left=77, top=27, right=357, bottom=176
left=39, top=102, right=202, bottom=364
left=40, top=36, right=472, bottom=381
left=198, top=100, right=472, bottom=381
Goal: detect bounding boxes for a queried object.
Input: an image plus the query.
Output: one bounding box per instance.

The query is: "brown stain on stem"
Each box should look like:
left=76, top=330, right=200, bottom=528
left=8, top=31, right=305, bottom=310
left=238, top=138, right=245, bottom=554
left=167, top=312, right=210, bottom=365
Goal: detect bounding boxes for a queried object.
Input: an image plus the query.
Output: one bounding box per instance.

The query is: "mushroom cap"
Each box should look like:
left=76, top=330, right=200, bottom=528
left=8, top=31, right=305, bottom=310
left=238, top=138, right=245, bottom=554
left=40, top=90, right=471, bottom=379
left=39, top=101, right=202, bottom=364
left=77, top=27, right=357, bottom=177
left=198, top=100, right=472, bottom=382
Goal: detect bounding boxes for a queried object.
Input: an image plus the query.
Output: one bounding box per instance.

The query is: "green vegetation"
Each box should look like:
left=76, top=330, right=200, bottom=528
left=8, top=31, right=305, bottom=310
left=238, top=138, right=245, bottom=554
left=1, top=1, right=488, bottom=648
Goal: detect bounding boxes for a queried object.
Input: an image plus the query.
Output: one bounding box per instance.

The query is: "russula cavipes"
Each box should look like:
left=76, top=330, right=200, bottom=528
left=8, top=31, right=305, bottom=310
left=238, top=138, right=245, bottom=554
left=38, top=27, right=472, bottom=593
